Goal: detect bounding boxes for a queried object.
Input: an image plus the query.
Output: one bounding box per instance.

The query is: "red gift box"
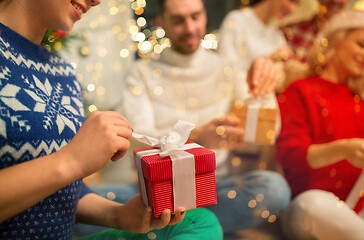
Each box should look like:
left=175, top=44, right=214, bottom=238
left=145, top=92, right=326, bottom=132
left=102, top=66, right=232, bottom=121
left=134, top=142, right=217, bottom=217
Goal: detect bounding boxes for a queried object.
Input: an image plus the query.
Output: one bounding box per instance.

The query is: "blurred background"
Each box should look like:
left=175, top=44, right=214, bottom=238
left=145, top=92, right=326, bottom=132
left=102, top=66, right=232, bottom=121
left=42, top=0, right=361, bottom=116
left=40, top=0, right=363, bottom=186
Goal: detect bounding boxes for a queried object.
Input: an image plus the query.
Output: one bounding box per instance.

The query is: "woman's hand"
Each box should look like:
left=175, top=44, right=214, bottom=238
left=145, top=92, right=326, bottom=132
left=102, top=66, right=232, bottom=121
left=61, top=111, right=133, bottom=178
left=343, top=138, right=364, bottom=168
left=114, top=194, right=185, bottom=233
left=188, top=116, right=245, bottom=150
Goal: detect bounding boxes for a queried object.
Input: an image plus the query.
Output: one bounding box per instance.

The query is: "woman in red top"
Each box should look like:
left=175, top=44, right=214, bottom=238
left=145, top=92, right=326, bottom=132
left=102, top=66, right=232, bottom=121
left=276, top=10, right=364, bottom=240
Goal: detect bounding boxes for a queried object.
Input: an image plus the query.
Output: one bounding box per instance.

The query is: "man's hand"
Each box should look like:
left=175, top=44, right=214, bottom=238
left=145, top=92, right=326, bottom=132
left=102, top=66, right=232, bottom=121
left=189, top=116, right=245, bottom=150
left=247, top=57, right=282, bottom=96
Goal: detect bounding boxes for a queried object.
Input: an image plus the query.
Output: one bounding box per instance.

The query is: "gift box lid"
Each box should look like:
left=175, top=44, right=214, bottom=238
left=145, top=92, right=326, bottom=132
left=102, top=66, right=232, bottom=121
left=134, top=142, right=216, bottom=182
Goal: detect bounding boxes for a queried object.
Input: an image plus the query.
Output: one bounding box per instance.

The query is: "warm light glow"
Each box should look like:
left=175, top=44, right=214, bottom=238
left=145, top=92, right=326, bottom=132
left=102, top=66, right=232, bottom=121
left=227, top=190, right=237, bottom=199
left=354, top=1, right=364, bottom=11
left=109, top=6, right=119, bottom=15
left=147, top=232, right=157, bottom=240
left=231, top=157, right=241, bottom=167
left=88, top=105, right=98, bottom=112
left=129, top=25, right=139, bottom=34
left=120, top=48, right=130, bottom=58
left=141, top=41, right=152, bottom=51
left=261, top=210, right=270, bottom=219
left=216, top=126, right=225, bottom=136
left=256, top=194, right=264, bottom=202
left=87, top=84, right=96, bottom=92
left=156, top=28, right=166, bottom=38
left=248, top=200, right=257, bottom=208
left=106, top=192, right=116, bottom=200
left=268, top=215, right=277, bottom=223
left=137, top=17, right=147, bottom=27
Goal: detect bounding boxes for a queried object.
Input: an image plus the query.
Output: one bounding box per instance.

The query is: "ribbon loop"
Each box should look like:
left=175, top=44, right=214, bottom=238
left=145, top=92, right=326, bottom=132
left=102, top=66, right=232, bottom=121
left=132, top=120, right=195, bottom=156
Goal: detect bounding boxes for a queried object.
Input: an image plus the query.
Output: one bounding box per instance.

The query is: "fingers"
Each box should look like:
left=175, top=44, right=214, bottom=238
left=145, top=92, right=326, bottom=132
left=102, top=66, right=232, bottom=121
left=140, top=206, right=154, bottom=232
left=259, top=63, right=280, bottom=95
left=212, top=115, right=240, bottom=126
left=168, top=207, right=186, bottom=225
left=151, top=209, right=171, bottom=230
left=208, top=116, right=245, bottom=149
left=212, top=116, right=244, bottom=138
left=221, top=125, right=244, bottom=137
left=110, top=127, right=132, bottom=161
left=85, top=111, right=132, bottom=161
left=150, top=207, right=185, bottom=230
left=98, top=111, right=132, bottom=130
left=352, top=148, right=364, bottom=168
left=249, top=58, right=280, bottom=96
left=254, top=62, right=273, bottom=96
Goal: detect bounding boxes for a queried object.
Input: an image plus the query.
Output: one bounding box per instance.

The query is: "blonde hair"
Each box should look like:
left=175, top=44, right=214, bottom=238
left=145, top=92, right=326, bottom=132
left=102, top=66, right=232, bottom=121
left=309, top=29, right=364, bottom=99
left=283, top=27, right=364, bottom=98
left=307, top=29, right=349, bottom=76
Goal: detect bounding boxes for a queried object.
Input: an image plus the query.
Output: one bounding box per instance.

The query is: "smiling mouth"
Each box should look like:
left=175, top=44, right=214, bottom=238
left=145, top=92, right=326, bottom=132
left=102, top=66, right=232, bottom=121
left=71, top=0, right=85, bottom=15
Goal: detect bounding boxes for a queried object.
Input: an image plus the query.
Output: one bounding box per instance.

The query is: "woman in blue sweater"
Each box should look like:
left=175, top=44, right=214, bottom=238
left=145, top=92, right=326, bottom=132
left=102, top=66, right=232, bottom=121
left=0, top=0, right=222, bottom=239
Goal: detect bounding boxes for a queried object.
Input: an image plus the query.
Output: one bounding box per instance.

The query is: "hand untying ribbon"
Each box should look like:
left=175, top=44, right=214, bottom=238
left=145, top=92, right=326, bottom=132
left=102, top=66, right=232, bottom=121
left=132, top=120, right=198, bottom=212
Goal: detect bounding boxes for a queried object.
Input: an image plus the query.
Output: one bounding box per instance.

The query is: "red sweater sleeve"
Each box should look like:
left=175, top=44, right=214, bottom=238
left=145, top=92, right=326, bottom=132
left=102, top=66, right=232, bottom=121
left=276, top=82, right=314, bottom=182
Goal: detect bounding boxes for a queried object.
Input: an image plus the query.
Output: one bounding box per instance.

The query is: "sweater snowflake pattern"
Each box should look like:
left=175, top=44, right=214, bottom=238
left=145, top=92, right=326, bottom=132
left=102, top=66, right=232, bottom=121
left=0, top=22, right=90, bottom=240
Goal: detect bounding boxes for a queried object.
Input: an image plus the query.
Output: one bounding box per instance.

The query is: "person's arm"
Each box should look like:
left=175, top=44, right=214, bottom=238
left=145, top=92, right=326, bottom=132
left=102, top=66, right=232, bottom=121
left=76, top=193, right=185, bottom=233
left=276, top=83, right=314, bottom=172
left=308, top=138, right=364, bottom=169
left=0, top=150, right=80, bottom=223
left=0, top=111, right=132, bottom=223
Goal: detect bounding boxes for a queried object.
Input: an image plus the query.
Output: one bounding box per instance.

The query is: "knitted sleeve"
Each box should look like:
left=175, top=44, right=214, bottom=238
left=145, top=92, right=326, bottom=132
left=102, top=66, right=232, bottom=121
left=275, top=81, right=314, bottom=175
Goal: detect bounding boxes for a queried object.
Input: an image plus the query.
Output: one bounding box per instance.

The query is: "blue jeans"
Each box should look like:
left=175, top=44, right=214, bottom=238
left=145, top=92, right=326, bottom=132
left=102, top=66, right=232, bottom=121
left=206, top=170, right=291, bottom=234
left=74, top=170, right=290, bottom=236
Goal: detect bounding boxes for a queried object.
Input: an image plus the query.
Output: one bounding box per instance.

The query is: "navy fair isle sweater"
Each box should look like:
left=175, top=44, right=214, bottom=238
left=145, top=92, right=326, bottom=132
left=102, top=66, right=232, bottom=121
left=0, top=22, right=92, bottom=240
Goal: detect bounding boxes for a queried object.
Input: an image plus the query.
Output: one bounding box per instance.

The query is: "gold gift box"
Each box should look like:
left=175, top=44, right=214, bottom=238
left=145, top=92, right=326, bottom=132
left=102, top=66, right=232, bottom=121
left=229, top=101, right=277, bottom=144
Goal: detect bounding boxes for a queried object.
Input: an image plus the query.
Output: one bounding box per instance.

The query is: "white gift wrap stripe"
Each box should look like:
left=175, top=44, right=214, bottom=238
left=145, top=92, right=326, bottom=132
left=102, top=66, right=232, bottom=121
left=244, top=105, right=260, bottom=142
left=171, top=150, right=196, bottom=211
left=345, top=170, right=364, bottom=217
left=135, top=143, right=201, bottom=211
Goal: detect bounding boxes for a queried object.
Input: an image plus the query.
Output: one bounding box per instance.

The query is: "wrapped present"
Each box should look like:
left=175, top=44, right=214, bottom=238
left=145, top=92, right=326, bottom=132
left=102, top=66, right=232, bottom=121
left=229, top=98, right=277, bottom=144
left=345, top=171, right=364, bottom=219
left=133, top=120, right=217, bottom=217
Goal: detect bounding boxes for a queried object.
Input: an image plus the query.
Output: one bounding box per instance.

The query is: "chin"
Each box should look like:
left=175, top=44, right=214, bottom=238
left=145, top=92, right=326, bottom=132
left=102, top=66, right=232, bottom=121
left=54, top=21, right=76, bottom=32
left=177, top=45, right=199, bottom=54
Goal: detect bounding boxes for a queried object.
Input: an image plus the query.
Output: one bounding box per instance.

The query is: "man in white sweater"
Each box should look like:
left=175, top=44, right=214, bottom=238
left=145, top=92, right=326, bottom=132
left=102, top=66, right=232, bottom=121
left=121, top=0, right=291, bottom=236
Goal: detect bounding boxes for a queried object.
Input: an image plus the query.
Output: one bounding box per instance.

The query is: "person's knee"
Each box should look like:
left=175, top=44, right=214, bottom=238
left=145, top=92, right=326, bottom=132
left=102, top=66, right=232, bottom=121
left=246, top=170, right=291, bottom=210
left=293, top=189, right=336, bottom=217
left=185, top=208, right=221, bottom=227
left=172, top=208, right=223, bottom=240
left=282, top=190, right=335, bottom=239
